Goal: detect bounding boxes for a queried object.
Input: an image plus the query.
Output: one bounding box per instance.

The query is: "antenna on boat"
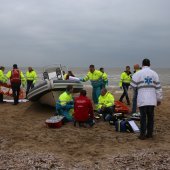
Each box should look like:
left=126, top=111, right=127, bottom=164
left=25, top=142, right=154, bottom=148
left=60, top=64, right=64, bottom=80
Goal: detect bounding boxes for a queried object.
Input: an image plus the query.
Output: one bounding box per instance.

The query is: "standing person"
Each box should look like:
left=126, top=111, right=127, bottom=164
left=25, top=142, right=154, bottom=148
left=0, top=66, right=8, bottom=103
left=131, top=64, right=141, bottom=114
left=26, top=67, right=37, bottom=97
left=100, top=67, right=108, bottom=88
left=131, top=59, right=163, bottom=140
left=119, top=66, right=132, bottom=105
left=74, top=89, right=94, bottom=127
left=81, top=65, right=103, bottom=108
left=98, top=88, right=115, bottom=121
left=6, top=64, right=25, bottom=105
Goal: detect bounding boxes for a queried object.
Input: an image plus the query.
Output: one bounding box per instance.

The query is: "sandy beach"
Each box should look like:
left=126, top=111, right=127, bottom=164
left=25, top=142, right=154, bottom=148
left=0, top=87, right=170, bottom=169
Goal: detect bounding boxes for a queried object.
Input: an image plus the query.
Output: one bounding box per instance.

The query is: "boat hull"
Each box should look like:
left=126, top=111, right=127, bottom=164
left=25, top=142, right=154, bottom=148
left=27, top=79, right=83, bottom=107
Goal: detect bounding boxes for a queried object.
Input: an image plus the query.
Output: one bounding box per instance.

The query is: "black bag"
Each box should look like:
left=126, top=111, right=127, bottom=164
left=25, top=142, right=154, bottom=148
left=109, top=113, right=124, bottom=125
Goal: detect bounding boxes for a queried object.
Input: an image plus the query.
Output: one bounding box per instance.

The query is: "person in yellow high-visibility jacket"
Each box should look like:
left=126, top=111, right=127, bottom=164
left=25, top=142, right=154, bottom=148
left=98, top=88, right=114, bottom=121
left=81, top=65, right=103, bottom=106
left=0, top=66, right=8, bottom=103
left=100, top=67, right=108, bottom=88
left=6, top=64, right=26, bottom=105
left=119, top=66, right=132, bottom=105
left=26, top=67, right=38, bottom=97
left=56, top=85, right=74, bottom=122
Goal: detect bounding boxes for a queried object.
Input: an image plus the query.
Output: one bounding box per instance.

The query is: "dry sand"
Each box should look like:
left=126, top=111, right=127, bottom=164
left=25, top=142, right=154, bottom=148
left=0, top=87, right=170, bottom=169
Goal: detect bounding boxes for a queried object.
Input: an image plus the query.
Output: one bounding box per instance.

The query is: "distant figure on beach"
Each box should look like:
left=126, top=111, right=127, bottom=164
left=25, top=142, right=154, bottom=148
left=131, top=64, right=141, bottom=114
left=81, top=65, right=103, bottom=108
left=62, top=71, right=67, bottom=80
left=119, top=66, right=132, bottom=105
left=56, top=67, right=62, bottom=79
left=6, top=64, right=25, bottom=105
left=65, top=71, right=75, bottom=80
left=25, top=67, right=37, bottom=97
left=97, top=88, right=115, bottom=121
left=56, top=85, right=74, bottom=122
left=0, top=66, right=8, bottom=103
left=100, top=67, right=108, bottom=88
left=74, top=89, right=94, bottom=127
left=131, top=59, right=163, bottom=140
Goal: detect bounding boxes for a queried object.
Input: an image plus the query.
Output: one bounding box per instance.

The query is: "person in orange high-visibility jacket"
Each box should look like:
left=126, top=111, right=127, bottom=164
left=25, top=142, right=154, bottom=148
left=6, top=64, right=25, bottom=105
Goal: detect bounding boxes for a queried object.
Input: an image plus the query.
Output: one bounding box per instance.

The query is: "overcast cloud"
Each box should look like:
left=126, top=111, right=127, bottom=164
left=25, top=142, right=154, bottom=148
left=0, top=0, right=170, bottom=67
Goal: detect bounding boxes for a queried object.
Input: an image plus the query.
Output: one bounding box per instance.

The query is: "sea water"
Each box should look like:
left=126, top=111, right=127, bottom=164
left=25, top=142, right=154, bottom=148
left=5, top=67, right=170, bottom=88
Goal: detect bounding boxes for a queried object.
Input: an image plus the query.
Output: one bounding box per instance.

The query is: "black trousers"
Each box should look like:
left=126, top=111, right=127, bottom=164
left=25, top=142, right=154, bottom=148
left=0, top=93, right=3, bottom=102
left=11, top=83, right=21, bottom=104
left=26, top=80, right=34, bottom=96
left=139, top=106, right=155, bottom=136
left=99, top=106, right=114, bottom=121
left=119, top=83, right=130, bottom=104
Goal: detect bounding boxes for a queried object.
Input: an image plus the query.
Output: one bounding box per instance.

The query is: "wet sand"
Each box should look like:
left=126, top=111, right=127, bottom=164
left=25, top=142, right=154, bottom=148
left=0, top=87, right=170, bottom=169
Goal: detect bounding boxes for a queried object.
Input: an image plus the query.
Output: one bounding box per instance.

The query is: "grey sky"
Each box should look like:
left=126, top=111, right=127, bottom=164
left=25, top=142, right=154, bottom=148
left=0, top=0, right=170, bottom=68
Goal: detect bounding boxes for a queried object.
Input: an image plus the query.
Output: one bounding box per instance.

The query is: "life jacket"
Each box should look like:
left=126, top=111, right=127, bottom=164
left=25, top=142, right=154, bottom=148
left=10, top=69, right=21, bottom=83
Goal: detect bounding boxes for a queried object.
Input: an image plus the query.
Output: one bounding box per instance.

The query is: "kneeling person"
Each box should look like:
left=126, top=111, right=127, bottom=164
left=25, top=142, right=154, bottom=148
left=98, top=88, right=115, bottom=121
left=74, top=90, right=94, bottom=127
left=56, top=85, right=74, bottom=122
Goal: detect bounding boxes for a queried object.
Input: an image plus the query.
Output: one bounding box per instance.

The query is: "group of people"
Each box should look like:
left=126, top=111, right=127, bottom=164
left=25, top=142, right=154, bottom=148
left=56, top=58, right=163, bottom=140
left=0, top=64, right=37, bottom=105
left=0, top=58, right=163, bottom=140
left=56, top=85, right=114, bottom=127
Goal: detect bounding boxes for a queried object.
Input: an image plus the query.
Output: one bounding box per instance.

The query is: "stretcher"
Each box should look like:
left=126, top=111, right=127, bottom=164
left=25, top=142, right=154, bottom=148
left=115, top=101, right=130, bottom=114
left=0, top=82, right=25, bottom=99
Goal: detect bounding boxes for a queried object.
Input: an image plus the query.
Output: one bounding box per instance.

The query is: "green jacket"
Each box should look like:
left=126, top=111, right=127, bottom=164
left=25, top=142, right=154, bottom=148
left=59, top=91, right=73, bottom=106
left=98, top=92, right=114, bottom=109
left=83, top=70, right=103, bottom=82
left=119, top=72, right=132, bottom=87
left=0, top=70, right=7, bottom=83
left=26, top=70, right=38, bottom=84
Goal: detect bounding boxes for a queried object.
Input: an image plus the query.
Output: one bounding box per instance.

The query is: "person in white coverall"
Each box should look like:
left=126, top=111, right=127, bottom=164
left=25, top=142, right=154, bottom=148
left=131, top=59, right=163, bottom=140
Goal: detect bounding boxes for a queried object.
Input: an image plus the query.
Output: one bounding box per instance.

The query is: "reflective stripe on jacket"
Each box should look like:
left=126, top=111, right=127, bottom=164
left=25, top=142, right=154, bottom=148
left=130, top=66, right=163, bottom=107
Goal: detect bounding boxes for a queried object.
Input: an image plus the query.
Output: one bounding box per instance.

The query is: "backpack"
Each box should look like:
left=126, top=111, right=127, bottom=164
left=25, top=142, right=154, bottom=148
left=115, top=119, right=127, bottom=132
left=10, top=69, right=21, bottom=83
left=115, top=119, right=138, bottom=133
